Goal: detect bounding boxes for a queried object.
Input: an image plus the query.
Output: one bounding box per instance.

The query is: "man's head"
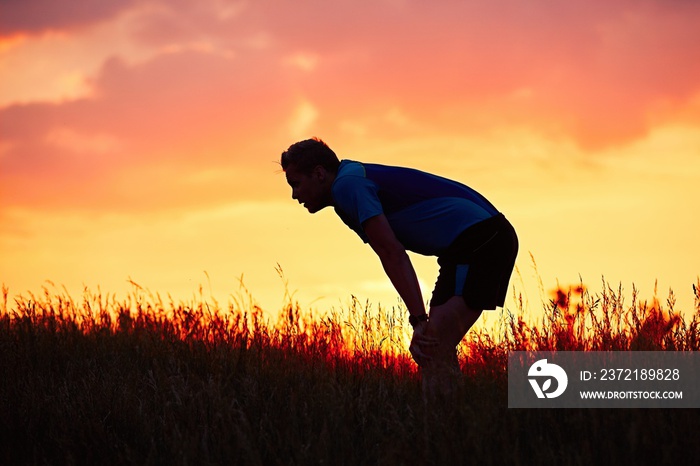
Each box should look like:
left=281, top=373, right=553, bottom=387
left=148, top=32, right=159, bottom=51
left=281, top=138, right=339, bottom=214
left=280, top=137, right=340, bottom=174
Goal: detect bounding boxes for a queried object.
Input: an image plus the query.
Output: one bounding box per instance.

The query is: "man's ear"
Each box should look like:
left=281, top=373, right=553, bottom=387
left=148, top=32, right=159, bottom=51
left=312, top=165, right=327, bottom=181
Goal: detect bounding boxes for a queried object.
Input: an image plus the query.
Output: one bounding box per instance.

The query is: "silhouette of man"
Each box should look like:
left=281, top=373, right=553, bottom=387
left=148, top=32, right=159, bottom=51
left=281, top=138, right=518, bottom=399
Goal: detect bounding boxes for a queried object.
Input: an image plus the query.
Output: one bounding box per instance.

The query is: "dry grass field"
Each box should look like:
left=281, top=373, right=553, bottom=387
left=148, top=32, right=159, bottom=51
left=1, top=278, right=698, bottom=465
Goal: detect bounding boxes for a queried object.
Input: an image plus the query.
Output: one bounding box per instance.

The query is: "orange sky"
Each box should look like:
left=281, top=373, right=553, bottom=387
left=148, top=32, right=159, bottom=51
left=2, top=0, right=699, bottom=323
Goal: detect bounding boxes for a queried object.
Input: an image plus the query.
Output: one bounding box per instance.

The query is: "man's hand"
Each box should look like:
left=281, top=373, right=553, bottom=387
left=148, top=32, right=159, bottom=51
left=409, top=320, right=438, bottom=366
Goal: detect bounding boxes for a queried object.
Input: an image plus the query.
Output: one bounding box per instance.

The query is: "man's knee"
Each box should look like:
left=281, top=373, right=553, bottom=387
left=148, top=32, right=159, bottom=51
left=428, top=296, right=482, bottom=349
left=465, top=305, right=483, bottom=321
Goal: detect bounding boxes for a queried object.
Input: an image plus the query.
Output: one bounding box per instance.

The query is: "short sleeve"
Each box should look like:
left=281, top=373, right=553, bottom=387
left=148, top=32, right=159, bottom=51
left=332, top=175, right=383, bottom=227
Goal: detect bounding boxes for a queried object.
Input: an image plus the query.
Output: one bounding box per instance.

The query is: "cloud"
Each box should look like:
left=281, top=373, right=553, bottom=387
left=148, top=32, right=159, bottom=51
left=0, top=0, right=138, bottom=36
left=0, top=43, right=295, bottom=213
left=284, top=52, right=319, bottom=72
left=3, top=0, right=700, bottom=217
left=45, top=127, right=123, bottom=156
left=134, top=0, right=691, bottom=151
left=289, top=101, right=319, bottom=139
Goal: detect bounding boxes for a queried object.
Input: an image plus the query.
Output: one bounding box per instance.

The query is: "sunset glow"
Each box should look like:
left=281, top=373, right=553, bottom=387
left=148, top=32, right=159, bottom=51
left=2, top=0, right=699, bottom=321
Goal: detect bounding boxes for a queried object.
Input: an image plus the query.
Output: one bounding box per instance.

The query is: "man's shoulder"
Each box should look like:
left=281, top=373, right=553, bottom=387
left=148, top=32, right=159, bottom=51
left=333, top=160, right=369, bottom=192
left=332, top=160, right=382, bottom=210
left=337, top=159, right=366, bottom=178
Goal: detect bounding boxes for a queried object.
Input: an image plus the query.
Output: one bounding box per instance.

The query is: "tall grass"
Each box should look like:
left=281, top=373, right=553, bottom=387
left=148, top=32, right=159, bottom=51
left=1, top=278, right=699, bottom=465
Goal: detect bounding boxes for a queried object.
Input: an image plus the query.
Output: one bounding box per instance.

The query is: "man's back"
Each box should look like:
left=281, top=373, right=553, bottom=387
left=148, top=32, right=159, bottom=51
left=332, top=160, right=500, bottom=256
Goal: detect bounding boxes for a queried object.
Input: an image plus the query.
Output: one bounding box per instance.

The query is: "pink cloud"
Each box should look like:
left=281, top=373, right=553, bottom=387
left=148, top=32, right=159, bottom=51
left=3, top=0, right=700, bottom=215
left=223, top=0, right=700, bottom=147
left=0, top=0, right=138, bottom=36
left=0, top=45, right=295, bottom=213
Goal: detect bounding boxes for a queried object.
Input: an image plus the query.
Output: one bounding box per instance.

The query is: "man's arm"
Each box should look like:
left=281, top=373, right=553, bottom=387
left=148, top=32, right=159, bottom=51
left=362, top=214, right=426, bottom=318
left=363, top=214, right=437, bottom=364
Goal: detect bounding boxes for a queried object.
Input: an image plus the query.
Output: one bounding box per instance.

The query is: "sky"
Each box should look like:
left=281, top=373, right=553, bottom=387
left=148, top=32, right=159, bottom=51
left=2, top=0, right=699, bottom=324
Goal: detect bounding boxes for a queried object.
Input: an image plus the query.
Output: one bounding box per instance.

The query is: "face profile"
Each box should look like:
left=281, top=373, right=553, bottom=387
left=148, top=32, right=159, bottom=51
left=285, top=164, right=333, bottom=214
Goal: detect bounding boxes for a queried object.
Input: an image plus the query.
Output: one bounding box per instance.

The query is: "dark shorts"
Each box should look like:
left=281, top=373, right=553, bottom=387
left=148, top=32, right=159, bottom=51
left=430, top=213, right=519, bottom=310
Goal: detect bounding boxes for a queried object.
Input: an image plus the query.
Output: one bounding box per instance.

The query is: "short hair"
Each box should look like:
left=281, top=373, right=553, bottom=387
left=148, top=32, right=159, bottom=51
left=280, top=137, right=340, bottom=175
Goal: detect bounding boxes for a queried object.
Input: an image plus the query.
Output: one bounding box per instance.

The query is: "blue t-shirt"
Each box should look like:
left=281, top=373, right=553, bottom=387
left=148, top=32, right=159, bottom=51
left=332, top=160, right=500, bottom=256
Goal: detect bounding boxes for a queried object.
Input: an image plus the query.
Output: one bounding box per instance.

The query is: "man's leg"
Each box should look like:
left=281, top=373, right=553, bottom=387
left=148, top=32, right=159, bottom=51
left=428, top=296, right=482, bottom=351
left=421, top=296, right=483, bottom=402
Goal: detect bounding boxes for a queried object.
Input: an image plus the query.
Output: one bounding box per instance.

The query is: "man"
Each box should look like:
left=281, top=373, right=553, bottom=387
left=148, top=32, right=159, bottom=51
left=281, top=138, right=518, bottom=398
